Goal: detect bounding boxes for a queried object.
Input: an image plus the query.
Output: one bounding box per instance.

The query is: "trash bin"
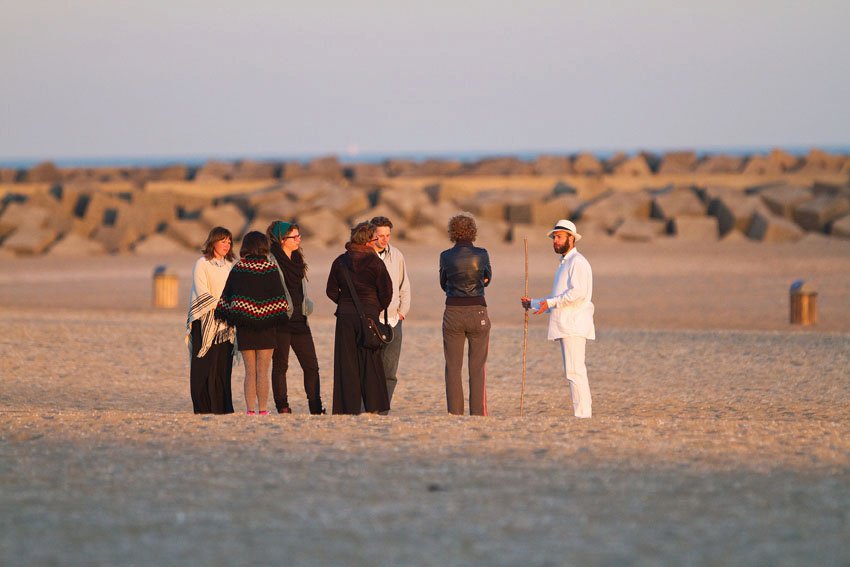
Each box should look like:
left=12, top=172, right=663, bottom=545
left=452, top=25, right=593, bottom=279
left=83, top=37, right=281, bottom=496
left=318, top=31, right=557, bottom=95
left=789, top=280, right=817, bottom=325
left=153, top=265, right=179, bottom=309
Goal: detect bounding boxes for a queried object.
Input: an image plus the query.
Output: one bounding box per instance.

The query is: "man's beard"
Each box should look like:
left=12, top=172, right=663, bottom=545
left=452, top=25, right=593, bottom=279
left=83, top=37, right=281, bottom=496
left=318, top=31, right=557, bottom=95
left=554, top=242, right=569, bottom=255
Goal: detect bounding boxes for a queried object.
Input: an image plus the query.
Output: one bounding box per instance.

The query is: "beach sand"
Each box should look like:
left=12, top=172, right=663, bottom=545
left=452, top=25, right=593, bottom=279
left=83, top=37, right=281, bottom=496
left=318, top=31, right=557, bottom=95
left=1, top=238, right=849, bottom=564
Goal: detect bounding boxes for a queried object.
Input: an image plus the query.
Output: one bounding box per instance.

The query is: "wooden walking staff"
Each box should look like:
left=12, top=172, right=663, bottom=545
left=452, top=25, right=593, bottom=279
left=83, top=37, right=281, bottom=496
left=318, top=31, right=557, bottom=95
left=520, top=237, right=529, bottom=417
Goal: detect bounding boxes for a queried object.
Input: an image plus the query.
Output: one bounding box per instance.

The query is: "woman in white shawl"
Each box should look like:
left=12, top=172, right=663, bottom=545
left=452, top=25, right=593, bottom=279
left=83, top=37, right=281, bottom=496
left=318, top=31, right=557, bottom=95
left=186, top=226, right=236, bottom=414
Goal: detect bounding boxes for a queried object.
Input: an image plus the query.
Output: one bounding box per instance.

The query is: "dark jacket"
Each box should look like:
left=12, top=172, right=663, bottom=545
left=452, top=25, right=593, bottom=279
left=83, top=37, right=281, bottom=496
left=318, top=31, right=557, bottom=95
left=326, top=244, right=393, bottom=316
left=439, top=241, right=492, bottom=306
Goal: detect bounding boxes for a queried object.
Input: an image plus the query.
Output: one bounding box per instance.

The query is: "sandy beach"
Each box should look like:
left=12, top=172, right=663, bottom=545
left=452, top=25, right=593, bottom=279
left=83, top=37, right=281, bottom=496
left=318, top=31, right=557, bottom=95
left=1, top=238, right=849, bottom=565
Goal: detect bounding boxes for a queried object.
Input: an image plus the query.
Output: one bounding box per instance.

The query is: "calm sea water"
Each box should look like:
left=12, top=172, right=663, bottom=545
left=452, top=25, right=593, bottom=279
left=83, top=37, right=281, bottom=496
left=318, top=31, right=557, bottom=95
left=1, top=145, right=849, bottom=170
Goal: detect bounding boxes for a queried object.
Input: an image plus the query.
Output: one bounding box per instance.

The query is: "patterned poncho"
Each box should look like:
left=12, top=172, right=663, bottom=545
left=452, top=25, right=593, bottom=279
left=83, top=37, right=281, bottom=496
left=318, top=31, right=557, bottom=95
left=215, top=256, right=290, bottom=328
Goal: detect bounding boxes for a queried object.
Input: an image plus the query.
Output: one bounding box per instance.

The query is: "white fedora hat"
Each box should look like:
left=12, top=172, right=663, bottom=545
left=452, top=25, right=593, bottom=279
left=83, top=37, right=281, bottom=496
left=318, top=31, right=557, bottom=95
left=546, top=219, right=582, bottom=241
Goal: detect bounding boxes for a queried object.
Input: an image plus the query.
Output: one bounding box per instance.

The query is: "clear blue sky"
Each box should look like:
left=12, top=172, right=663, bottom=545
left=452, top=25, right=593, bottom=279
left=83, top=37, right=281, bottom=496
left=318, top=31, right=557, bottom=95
left=2, top=1, right=849, bottom=161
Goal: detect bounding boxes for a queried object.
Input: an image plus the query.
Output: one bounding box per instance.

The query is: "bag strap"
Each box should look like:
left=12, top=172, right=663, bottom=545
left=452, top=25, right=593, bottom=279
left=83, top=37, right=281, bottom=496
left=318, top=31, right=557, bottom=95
left=340, top=257, right=389, bottom=322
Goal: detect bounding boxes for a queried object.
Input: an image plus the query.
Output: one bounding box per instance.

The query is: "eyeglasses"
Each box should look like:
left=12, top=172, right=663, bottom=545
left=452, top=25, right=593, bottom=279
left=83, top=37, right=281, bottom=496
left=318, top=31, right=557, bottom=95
left=368, top=237, right=379, bottom=242
left=283, top=234, right=302, bottom=240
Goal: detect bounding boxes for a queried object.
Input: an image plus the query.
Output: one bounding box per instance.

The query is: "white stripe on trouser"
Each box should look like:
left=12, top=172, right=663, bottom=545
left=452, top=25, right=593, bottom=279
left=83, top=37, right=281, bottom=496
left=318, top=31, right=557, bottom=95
left=559, top=336, right=592, bottom=418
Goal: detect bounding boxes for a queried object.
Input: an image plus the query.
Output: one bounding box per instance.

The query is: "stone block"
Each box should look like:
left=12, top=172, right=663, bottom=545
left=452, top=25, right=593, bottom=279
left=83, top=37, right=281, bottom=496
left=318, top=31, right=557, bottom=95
left=800, top=148, right=845, bottom=172
left=345, top=163, right=386, bottom=180
left=759, top=185, right=814, bottom=218
left=747, top=212, right=804, bottom=242
left=231, top=160, right=278, bottom=180
left=829, top=214, right=850, bottom=239
left=0, top=203, right=51, bottom=231
left=651, top=186, right=706, bottom=219
left=47, top=233, right=107, bottom=256
left=792, top=195, right=850, bottom=231
left=417, top=159, right=464, bottom=176
left=475, top=218, right=510, bottom=245
left=402, top=223, right=446, bottom=245
left=384, top=159, right=419, bottom=177
left=133, top=233, right=192, bottom=255
left=167, top=219, right=211, bottom=250
left=768, top=148, right=799, bottom=171
left=312, top=188, right=371, bottom=221
left=152, top=164, right=190, bottom=181
left=695, top=155, right=744, bottom=174
left=194, top=160, right=234, bottom=182
left=612, top=155, right=652, bottom=176
left=456, top=192, right=508, bottom=223
left=670, top=216, right=719, bottom=240
left=612, top=218, right=666, bottom=242
left=199, top=203, right=247, bottom=236
left=254, top=197, right=301, bottom=224
left=530, top=193, right=582, bottom=227
left=351, top=204, right=409, bottom=237
left=3, top=226, right=57, bottom=254
left=572, top=153, right=604, bottom=175
left=92, top=224, right=141, bottom=253
left=1, top=168, right=21, bottom=183
left=532, top=155, right=573, bottom=175
left=578, top=191, right=653, bottom=232
left=23, top=161, right=63, bottom=183
left=284, top=179, right=338, bottom=204
left=658, top=151, right=697, bottom=174
left=416, top=201, right=462, bottom=231
left=297, top=208, right=348, bottom=246
left=741, top=155, right=782, bottom=175
left=462, top=157, right=535, bottom=176
left=379, top=187, right=431, bottom=224
left=509, top=224, right=553, bottom=249
left=707, top=192, right=769, bottom=236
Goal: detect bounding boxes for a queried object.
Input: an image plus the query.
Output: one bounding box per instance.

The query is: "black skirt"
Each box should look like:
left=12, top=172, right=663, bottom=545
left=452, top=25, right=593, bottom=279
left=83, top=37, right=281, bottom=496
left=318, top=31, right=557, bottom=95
left=237, top=325, right=277, bottom=351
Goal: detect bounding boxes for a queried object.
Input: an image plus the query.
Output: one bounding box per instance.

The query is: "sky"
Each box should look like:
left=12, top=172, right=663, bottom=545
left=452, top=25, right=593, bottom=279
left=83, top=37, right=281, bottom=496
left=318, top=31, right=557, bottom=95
left=1, top=0, right=849, bottom=163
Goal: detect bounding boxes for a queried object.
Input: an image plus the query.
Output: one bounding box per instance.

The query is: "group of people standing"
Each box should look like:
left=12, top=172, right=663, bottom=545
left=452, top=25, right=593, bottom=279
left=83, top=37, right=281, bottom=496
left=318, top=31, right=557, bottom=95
left=185, top=212, right=595, bottom=419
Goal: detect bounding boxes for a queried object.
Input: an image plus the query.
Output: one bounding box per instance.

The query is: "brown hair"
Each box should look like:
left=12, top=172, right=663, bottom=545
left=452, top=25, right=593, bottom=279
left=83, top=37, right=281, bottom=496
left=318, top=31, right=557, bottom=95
left=349, top=221, right=376, bottom=245
left=267, top=220, right=309, bottom=273
left=201, top=226, right=235, bottom=261
left=447, top=213, right=477, bottom=243
left=370, top=216, right=394, bottom=229
left=239, top=231, right=270, bottom=258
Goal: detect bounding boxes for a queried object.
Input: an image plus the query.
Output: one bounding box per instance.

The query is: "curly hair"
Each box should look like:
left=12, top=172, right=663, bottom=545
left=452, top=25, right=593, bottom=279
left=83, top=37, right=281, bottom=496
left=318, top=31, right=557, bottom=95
left=239, top=231, right=270, bottom=257
left=350, top=221, right=376, bottom=245
left=447, top=213, right=477, bottom=243
left=201, top=226, right=235, bottom=261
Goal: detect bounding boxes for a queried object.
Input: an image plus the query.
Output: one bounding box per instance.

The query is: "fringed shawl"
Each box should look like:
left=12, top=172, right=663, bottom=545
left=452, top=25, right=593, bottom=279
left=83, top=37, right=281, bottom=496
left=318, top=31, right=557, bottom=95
left=186, top=256, right=235, bottom=358
left=215, top=256, right=290, bottom=327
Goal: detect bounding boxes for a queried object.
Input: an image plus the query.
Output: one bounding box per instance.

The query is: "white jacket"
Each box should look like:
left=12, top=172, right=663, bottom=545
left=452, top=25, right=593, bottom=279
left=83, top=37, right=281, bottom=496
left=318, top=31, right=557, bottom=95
left=534, top=248, right=595, bottom=341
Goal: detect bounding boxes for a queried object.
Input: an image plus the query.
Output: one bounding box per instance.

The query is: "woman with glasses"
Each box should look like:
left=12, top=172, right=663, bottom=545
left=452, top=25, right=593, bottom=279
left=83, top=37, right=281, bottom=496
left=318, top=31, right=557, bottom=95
left=325, top=221, right=393, bottom=414
left=267, top=221, right=326, bottom=415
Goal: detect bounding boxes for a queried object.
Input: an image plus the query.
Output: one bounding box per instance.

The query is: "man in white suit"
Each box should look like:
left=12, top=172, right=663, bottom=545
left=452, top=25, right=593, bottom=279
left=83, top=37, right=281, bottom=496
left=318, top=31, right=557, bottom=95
left=521, top=219, right=594, bottom=418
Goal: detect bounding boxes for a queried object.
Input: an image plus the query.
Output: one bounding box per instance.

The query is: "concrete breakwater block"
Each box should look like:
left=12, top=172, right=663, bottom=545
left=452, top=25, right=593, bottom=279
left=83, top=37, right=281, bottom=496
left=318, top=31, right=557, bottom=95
left=793, top=195, right=850, bottom=231
left=747, top=212, right=804, bottom=243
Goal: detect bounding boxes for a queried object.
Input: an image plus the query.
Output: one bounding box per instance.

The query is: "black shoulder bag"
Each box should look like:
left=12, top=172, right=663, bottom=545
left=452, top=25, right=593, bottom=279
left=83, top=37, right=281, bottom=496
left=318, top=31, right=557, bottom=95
left=340, top=264, right=394, bottom=350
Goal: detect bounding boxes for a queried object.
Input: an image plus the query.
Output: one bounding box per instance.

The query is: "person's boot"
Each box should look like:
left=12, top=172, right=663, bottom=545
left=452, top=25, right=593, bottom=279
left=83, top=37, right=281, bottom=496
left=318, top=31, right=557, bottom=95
left=308, top=398, right=326, bottom=415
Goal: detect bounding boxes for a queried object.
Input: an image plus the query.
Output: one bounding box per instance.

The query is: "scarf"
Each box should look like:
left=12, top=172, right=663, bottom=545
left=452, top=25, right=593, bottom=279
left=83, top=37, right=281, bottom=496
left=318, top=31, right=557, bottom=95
left=185, top=257, right=235, bottom=358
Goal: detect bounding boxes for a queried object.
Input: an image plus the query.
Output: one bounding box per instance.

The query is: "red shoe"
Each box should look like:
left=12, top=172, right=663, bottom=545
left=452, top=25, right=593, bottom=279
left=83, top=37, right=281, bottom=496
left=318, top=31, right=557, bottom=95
left=246, top=410, right=256, bottom=415
left=259, top=410, right=269, bottom=415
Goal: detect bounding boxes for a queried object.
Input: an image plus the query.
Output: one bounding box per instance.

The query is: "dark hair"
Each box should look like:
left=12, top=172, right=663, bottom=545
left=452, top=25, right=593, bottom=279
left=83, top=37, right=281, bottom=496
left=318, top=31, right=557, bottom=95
left=267, top=220, right=308, bottom=273
left=370, top=216, right=393, bottom=229
left=240, top=231, right=270, bottom=257
left=448, top=213, right=477, bottom=243
left=350, top=221, right=376, bottom=245
left=201, top=226, right=235, bottom=261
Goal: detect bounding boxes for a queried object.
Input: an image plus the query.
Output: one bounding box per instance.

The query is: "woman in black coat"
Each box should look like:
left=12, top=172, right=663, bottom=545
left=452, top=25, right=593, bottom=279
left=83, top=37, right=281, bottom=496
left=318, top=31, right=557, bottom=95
left=326, top=221, right=393, bottom=414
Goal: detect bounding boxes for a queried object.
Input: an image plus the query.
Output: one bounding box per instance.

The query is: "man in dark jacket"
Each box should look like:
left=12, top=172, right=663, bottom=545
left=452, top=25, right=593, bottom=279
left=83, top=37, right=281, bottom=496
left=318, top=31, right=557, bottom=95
left=439, top=213, right=492, bottom=416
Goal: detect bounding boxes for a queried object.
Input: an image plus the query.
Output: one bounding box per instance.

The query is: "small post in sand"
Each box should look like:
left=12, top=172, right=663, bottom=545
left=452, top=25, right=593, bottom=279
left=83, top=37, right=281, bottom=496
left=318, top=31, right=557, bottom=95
left=520, top=237, right=529, bottom=417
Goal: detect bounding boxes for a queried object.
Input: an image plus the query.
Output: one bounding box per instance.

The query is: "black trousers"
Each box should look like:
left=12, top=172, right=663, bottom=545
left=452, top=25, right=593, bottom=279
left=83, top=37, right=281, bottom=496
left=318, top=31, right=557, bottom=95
left=190, top=319, right=234, bottom=414
left=271, top=326, right=321, bottom=411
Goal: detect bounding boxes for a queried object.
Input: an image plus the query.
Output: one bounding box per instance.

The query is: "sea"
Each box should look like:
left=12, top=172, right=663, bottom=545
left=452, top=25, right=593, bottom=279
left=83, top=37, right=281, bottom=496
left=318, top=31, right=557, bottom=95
left=1, top=145, right=849, bottom=170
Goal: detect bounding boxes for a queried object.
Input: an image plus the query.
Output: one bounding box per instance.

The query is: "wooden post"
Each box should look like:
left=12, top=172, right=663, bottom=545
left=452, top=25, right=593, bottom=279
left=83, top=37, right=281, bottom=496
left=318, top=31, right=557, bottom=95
left=789, top=280, right=817, bottom=325
left=520, top=237, right=529, bottom=417
left=153, top=266, right=179, bottom=309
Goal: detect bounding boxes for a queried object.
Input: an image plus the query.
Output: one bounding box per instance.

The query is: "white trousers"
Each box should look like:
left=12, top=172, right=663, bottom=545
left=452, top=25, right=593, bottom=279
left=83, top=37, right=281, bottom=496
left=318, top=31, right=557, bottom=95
left=559, top=336, right=592, bottom=418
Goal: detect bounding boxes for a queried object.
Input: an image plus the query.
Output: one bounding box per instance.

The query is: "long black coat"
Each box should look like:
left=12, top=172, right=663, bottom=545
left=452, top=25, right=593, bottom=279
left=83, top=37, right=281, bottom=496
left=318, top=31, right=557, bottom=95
left=326, top=244, right=393, bottom=414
